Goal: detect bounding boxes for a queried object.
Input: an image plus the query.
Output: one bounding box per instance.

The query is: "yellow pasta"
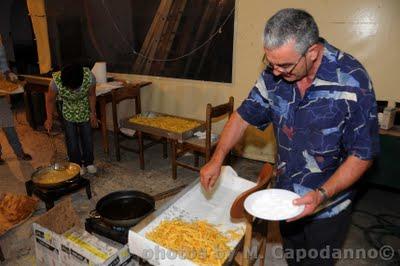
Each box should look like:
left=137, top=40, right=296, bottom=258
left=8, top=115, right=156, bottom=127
left=226, top=229, right=242, bottom=241
left=0, top=77, right=19, bottom=92
left=129, top=116, right=200, bottom=133
left=146, top=219, right=231, bottom=265
left=35, top=165, right=80, bottom=184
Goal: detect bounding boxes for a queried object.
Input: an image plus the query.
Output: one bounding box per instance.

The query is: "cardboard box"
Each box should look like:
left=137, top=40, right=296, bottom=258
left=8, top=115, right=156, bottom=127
left=378, top=107, right=396, bottom=130
left=60, top=227, right=132, bottom=266
left=33, top=198, right=134, bottom=266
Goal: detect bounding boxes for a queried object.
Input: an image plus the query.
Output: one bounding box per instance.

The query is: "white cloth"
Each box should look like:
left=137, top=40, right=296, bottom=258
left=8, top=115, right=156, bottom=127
left=194, top=131, right=218, bottom=142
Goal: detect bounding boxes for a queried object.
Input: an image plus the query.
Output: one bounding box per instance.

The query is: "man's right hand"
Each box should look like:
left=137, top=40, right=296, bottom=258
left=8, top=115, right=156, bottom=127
left=200, top=159, right=222, bottom=192
left=44, top=118, right=53, bottom=132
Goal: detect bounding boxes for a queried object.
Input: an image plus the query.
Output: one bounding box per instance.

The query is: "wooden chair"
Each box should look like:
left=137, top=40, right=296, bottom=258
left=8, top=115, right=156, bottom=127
left=111, top=82, right=167, bottom=169
left=230, top=163, right=274, bottom=266
left=172, top=97, right=234, bottom=178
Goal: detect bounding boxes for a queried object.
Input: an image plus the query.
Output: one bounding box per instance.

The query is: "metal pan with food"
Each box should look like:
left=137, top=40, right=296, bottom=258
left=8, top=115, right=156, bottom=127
left=31, top=162, right=81, bottom=188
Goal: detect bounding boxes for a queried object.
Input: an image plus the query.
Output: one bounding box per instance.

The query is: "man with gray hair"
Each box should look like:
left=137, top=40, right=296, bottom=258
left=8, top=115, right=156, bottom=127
left=200, top=8, right=379, bottom=265
left=0, top=34, right=32, bottom=164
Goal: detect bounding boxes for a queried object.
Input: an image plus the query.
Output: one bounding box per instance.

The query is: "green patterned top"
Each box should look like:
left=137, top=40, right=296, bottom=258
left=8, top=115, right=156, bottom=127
left=53, top=67, right=93, bottom=122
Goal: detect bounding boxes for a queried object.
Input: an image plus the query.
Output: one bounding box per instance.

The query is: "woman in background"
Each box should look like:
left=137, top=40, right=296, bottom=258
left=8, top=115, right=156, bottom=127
left=45, top=64, right=98, bottom=175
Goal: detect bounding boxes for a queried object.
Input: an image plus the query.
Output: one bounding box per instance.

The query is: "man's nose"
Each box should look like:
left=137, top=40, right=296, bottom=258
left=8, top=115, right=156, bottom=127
left=272, top=67, right=284, bottom=76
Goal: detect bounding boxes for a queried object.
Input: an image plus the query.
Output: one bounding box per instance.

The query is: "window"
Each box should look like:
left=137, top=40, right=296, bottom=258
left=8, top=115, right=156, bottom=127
left=46, top=0, right=235, bottom=83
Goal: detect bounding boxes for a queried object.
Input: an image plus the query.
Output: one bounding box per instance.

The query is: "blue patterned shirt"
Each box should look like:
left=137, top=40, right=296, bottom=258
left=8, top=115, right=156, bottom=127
left=237, top=39, right=380, bottom=219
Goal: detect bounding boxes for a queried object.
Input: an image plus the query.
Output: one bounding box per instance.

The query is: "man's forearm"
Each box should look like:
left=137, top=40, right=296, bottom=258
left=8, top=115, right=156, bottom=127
left=211, top=112, right=249, bottom=164
left=322, top=155, right=372, bottom=198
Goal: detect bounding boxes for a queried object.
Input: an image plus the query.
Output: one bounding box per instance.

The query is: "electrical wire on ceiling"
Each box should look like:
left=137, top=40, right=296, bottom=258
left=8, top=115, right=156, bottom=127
left=101, top=0, right=235, bottom=62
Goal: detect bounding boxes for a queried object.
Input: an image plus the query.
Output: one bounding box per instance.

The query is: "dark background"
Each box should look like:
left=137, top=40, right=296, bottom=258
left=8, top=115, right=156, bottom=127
left=45, top=0, right=235, bottom=83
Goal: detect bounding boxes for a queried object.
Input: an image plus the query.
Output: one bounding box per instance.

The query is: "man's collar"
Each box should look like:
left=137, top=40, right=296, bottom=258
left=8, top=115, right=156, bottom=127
left=314, top=38, right=340, bottom=83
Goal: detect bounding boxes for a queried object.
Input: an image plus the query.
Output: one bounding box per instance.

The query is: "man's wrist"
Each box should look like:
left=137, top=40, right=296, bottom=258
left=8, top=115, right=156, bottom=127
left=315, top=187, right=329, bottom=204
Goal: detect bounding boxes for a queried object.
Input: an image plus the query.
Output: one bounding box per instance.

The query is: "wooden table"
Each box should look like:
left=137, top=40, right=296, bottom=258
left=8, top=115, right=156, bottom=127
left=21, top=75, right=52, bottom=129
left=20, top=74, right=151, bottom=154
left=379, top=125, right=400, bottom=137
left=121, top=112, right=205, bottom=179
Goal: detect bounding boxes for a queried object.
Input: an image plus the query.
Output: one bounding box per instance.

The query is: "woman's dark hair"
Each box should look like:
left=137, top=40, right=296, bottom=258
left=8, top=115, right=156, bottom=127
left=61, top=64, right=83, bottom=89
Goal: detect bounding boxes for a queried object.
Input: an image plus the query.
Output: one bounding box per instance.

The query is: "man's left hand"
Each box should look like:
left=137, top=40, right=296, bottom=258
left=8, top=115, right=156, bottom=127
left=287, top=190, right=323, bottom=222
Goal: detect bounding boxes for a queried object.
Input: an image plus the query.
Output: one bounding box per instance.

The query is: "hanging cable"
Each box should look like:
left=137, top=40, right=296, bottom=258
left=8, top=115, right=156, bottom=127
left=101, top=0, right=235, bottom=62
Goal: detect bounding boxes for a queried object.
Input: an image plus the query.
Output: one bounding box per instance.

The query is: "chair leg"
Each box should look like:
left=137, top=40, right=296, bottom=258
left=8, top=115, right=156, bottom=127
left=170, top=140, right=177, bottom=179
left=243, top=213, right=253, bottom=266
left=194, top=152, right=199, bottom=167
left=114, top=132, right=121, bottom=161
left=137, top=131, right=145, bottom=170
left=258, top=237, right=267, bottom=266
left=162, top=139, right=168, bottom=159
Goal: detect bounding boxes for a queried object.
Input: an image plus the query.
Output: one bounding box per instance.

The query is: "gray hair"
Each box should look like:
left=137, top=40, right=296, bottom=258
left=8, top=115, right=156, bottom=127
left=263, top=9, right=319, bottom=54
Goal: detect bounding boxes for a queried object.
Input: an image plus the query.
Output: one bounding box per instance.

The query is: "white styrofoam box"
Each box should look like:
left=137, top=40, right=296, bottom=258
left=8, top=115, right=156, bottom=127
left=128, top=166, right=256, bottom=266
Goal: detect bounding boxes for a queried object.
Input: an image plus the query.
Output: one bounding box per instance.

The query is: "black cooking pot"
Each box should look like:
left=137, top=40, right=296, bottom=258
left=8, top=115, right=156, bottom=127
left=93, top=190, right=155, bottom=227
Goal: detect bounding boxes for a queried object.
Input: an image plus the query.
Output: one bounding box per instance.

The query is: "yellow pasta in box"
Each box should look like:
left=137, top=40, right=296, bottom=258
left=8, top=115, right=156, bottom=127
left=129, top=115, right=201, bottom=133
left=146, top=219, right=232, bottom=266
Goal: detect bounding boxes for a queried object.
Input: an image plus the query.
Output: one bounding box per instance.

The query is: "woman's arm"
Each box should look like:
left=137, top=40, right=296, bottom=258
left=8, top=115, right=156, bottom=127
left=45, top=88, right=57, bottom=132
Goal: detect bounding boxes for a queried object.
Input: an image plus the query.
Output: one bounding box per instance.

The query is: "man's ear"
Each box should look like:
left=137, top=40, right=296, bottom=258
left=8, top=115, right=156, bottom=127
left=307, top=44, right=320, bottom=61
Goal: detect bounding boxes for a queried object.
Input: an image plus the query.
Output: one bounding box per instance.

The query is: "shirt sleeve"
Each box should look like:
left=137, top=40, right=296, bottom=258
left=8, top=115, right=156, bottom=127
left=237, top=73, right=272, bottom=131
left=342, top=72, right=380, bottom=160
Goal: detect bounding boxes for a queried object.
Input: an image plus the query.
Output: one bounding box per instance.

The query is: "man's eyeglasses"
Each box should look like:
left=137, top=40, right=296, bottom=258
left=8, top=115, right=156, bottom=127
left=262, top=51, right=306, bottom=75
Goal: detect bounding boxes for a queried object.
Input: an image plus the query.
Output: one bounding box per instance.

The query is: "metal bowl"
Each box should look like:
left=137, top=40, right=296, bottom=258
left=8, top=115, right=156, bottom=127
left=31, top=162, right=81, bottom=188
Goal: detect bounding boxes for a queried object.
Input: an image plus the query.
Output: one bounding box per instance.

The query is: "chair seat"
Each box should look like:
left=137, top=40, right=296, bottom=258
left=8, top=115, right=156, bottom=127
left=120, top=127, right=136, bottom=137
left=184, top=135, right=218, bottom=148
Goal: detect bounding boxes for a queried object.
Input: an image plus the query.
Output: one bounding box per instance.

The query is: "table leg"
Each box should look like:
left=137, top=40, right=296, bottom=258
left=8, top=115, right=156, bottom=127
left=0, top=245, right=4, bottom=262
left=138, top=131, right=145, bottom=170
left=86, top=182, right=92, bottom=199
left=99, top=98, right=109, bottom=154
left=25, top=181, right=33, bottom=196
left=170, top=140, right=177, bottom=179
left=23, top=89, right=35, bottom=129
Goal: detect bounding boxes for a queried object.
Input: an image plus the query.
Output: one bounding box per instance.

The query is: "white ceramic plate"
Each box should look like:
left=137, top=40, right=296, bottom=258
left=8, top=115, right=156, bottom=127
left=244, top=189, right=305, bottom=221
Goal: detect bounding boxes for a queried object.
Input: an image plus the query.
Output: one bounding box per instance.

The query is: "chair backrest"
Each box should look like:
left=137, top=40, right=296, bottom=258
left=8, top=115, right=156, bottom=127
left=230, top=163, right=273, bottom=219
left=205, top=96, right=234, bottom=158
left=111, top=83, right=142, bottom=132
